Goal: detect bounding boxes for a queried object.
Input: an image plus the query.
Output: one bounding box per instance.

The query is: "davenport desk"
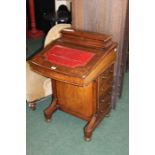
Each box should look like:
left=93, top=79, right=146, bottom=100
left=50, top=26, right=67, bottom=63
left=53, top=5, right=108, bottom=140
left=29, top=29, right=117, bottom=141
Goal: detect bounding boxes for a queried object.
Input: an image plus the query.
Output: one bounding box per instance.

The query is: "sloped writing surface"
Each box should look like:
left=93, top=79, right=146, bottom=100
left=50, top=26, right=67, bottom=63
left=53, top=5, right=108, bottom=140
left=44, top=45, right=95, bottom=68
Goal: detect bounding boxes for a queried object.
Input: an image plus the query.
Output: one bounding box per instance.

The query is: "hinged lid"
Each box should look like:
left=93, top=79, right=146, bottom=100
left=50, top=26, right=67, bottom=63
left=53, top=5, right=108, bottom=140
left=44, top=45, right=95, bottom=68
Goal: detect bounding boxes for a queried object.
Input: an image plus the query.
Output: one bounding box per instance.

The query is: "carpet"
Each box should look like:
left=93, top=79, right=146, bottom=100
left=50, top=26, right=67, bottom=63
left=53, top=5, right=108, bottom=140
left=26, top=37, right=129, bottom=155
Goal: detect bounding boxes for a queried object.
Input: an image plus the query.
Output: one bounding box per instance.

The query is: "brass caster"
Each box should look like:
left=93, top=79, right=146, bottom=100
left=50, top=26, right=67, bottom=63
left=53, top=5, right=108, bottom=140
left=84, top=137, right=92, bottom=142
left=45, top=118, right=52, bottom=123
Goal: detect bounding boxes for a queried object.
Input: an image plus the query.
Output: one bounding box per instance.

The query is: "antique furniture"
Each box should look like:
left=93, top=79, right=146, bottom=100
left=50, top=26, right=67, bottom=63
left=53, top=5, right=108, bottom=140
left=29, top=29, right=117, bottom=141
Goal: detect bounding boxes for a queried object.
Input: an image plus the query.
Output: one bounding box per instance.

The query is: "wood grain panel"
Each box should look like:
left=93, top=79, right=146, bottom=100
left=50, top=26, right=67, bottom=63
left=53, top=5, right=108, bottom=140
left=71, top=0, right=85, bottom=29
left=72, top=0, right=129, bottom=108
left=56, top=81, right=96, bottom=119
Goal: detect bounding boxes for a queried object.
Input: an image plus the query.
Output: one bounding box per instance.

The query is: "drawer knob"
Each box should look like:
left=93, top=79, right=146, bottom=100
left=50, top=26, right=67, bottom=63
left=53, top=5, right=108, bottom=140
left=101, top=99, right=104, bottom=103
left=110, top=70, right=113, bottom=73
left=108, top=92, right=112, bottom=95
left=102, top=76, right=107, bottom=79
left=109, top=81, right=113, bottom=84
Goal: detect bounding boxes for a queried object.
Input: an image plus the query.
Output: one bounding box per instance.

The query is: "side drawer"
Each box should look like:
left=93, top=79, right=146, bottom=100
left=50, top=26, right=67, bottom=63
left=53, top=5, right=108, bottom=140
left=97, top=64, right=114, bottom=112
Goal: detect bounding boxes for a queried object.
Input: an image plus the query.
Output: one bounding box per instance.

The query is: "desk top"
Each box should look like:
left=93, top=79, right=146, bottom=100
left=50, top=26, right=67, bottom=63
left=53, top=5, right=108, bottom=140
left=29, top=29, right=117, bottom=86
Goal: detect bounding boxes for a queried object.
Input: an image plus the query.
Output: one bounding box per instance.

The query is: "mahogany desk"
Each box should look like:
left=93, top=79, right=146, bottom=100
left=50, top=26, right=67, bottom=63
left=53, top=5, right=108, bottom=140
left=29, top=29, right=117, bottom=141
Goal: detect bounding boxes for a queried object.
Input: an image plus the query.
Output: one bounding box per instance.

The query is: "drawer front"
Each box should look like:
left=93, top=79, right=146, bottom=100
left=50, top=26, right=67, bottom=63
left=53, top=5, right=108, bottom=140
left=99, top=94, right=111, bottom=111
left=98, top=64, right=114, bottom=112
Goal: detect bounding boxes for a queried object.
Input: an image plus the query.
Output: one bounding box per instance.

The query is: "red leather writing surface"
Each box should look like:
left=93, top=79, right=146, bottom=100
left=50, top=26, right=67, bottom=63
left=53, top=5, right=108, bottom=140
left=44, top=45, right=95, bottom=68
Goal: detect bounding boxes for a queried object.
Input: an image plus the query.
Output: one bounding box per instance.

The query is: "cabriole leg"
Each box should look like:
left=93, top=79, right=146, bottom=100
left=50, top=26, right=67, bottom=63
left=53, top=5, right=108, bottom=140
left=44, top=98, right=58, bottom=122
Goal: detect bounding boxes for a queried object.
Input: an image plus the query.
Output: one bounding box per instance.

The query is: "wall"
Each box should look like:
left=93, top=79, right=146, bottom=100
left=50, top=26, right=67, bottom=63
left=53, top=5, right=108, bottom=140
left=72, top=0, right=129, bottom=108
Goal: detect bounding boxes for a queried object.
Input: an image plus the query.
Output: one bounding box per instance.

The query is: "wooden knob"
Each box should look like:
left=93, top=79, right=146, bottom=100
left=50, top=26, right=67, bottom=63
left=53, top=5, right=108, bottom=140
left=101, top=99, right=104, bottom=103
left=109, top=81, right=113, bottom=84
left=108, top=92, right=112, bottom=95
left=102, top=76, right=107, bottom=79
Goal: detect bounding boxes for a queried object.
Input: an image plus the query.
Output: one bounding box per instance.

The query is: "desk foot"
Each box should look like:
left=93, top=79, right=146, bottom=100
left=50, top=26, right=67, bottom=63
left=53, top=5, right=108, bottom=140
left=28, top=102, right=36, bottom=111
left=84, top=137, right=92, bottom=142
left=84, top=107, right=111, bottom=141
left=44, top=98, right=58, bottom=121
left=45, top=118, right=52, bottom=123
left=84, top=115, right=97, bottom=141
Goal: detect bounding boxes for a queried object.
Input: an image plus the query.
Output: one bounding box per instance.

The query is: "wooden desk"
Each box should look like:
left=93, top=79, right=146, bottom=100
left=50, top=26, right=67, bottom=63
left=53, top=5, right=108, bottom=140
left=29, top=29, right=117, bottom=141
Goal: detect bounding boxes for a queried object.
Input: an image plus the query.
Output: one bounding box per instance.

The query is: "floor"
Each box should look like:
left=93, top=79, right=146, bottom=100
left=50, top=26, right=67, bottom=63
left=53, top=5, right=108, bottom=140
left=26, top=38, right=129, bottom=155
left=26, top=38, right=44, bottom=60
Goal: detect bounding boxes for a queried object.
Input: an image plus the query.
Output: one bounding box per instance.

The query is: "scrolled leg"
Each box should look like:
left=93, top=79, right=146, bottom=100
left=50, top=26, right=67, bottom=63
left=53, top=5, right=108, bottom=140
left=44, top=98, right=58, bottom=122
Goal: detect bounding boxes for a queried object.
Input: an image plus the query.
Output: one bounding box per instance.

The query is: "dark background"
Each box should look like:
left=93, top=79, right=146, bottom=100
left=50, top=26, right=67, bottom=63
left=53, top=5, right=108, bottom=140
left=27, top=0, right=55, bottom=33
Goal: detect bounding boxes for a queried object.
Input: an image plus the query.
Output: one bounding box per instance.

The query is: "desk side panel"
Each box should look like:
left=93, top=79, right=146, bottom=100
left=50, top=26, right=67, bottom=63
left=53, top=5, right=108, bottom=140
left=56, top=81, right=96, bottom=120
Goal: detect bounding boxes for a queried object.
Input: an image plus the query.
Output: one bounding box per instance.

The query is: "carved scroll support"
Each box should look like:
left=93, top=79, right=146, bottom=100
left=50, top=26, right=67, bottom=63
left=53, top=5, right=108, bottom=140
left=44, top=98, right=58, bottom=122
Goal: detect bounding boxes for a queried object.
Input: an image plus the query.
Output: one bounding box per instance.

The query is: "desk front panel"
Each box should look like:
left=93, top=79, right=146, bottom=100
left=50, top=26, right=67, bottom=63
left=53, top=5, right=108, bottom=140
left=55, top=81, right=96, bottom=120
